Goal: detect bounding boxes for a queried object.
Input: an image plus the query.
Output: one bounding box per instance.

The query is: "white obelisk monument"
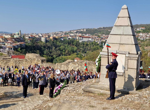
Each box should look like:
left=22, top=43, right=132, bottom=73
left=100, top=5, right=141, bottom=91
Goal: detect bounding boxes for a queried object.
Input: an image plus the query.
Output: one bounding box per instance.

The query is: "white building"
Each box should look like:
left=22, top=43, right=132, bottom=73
left=3, top=34, right=11, bottom=38
left=41, top=37, right=46, bottom=43
left=78, top=36, right=94, bottom=42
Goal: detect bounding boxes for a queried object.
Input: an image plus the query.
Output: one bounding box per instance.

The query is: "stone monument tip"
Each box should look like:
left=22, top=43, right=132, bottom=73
left=122, top=5, right=128, bottom=9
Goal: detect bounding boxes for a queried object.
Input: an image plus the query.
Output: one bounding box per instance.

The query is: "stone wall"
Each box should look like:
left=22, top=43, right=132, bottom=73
left=0, top=53, right=96, bottom=72
left=41, top=60, right=96, bottom=72
left=0, top=53, right=46, bottom=69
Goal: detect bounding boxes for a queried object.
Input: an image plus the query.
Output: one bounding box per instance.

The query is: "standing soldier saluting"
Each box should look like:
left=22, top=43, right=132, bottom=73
left=106, top=52, right=118, bottom=100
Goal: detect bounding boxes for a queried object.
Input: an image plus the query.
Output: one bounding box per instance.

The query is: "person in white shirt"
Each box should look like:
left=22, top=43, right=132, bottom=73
left=11, top=66, right=13, bottom=72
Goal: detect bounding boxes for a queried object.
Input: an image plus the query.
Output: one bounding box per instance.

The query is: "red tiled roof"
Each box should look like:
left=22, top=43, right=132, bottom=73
left=74, top=57, right=81, bottom=61
left=0, top=36, right=4, bottom=38
left=12, top=43, right=19, bottom=46
left=30, top=35, right=35, bottom=37
left=11, top=55, right=25, bottom=59
left=7, top=46, right=13, bottom=48
left=19, top=42, right=25, bottom=44
left=79, top=36, right=91, bottom=38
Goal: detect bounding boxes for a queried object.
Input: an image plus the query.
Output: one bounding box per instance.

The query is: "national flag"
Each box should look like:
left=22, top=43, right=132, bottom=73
left=84, top=62, right=88, bottom=72
left=149, top=66, right=150, bottom=69
left=106, top=44, right=111, bottom=48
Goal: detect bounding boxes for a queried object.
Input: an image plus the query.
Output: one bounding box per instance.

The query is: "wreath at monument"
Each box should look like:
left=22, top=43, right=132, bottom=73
left=96, top=55, right=101, bottom=72
left=53, top=80, right=67, bottom=98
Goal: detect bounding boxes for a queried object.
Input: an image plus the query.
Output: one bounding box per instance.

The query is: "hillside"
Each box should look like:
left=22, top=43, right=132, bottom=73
left=76, top=24, right=150, bottom=35
left=138, top=39, right=150, bottom=71
left=0, top=31, right=11, bottom=34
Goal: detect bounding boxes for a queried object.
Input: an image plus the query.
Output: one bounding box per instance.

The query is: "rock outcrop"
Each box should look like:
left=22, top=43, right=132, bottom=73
left=41, top=60, right=96, bottom=72
left=0, top=53, right=46, bottom=69
left=0, top=53, right=96, bottom=72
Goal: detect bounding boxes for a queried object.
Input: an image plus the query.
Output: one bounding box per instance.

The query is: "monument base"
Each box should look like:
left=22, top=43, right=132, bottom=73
left=83, top=79, right=141, bottom=95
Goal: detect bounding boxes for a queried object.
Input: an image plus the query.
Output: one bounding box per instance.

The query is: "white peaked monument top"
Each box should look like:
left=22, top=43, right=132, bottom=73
left=102, top=5, right=140, bottom=54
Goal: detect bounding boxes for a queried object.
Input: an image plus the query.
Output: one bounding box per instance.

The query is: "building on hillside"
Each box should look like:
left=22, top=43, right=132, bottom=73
left=25, top=35, right=30, bottom=39
left=3, top=34, right=11, bottom=38
left=60, top=37, right=64, bottom=40
left=78, top=36, right=94, bottom=42
left=19, top=42, right=25, bottom=47
left=74, top=57, right=81, bottom=62
left=14, top=32, right=21, bottom=38
left=0, top=36, right=4, bottom=42
left=41, top=37, right=47, bottom=43
left=137, top=27, right=145, bottom=31
left=5, top=41, right=13, bottom=46
left=19, top=30, right=21, bottom=36
left=67, top=36, right=72, bottom=39
left=12, top=43, right=19, bottom=48
left=50, top=36, right=57, bottom=41
left=0, top=42, right=5, bottom=45
left=6, top=46, right=13, bottom=51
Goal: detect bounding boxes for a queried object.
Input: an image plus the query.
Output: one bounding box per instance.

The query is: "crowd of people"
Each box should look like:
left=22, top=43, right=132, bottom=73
left=0, top=64, right=100, bottom=98
left=139, top=70, right=150, bottom=78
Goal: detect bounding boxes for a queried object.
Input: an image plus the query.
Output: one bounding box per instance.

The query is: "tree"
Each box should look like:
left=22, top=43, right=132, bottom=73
left=14, top=38, right=102, bottom=63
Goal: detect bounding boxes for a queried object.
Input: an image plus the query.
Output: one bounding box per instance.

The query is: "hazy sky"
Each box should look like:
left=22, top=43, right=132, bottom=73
left=0, top=0, right=149, bottom=33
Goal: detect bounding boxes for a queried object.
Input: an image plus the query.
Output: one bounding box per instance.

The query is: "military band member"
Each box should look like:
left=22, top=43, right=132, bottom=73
left=106, top=52, right=118, bottom=100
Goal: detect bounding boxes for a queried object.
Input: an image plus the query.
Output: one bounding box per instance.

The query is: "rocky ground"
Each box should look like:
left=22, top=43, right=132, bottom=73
left=0, top=79, right=150, bottom=110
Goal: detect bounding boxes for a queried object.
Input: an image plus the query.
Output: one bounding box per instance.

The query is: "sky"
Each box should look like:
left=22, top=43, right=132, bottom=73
left=0, top=0, right=150, bottom=33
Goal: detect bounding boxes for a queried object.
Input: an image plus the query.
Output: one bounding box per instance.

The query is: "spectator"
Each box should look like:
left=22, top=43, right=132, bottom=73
left=55, top=72, right=61, bottom=86
left=35, top=73, right=39, bottom=89
left=84, top=73, right=89, bottom=81
left=39, top=71, right=46, bottom=95
left=49, top=73, right=56, bottom=98
left=32, top=73, right=36, bottom=89
left=70, top=73, right=74, bottom=84
left=89, top=72, right=94, bottom=79
left=17, top=74, right=21, bottom=87
left=66, top=72, right=70, bottom=84
left=22, top=70, right=30, bottom=98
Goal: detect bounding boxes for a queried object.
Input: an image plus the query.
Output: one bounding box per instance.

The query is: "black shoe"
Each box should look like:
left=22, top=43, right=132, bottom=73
left=106, top=97, right=115, bottom=100
left=106, top=97, right=110, bottom=100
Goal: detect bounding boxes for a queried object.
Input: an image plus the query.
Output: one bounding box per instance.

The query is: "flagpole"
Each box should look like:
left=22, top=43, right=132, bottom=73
left=107, top=47, right=109, bottom=65
left=105, top=44, right=110, bottom=78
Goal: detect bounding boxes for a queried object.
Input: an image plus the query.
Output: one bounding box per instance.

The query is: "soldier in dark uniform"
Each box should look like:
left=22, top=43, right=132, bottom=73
left=106, top=52, right=118, bottom=100
left=139, top=70, right=146, bottom=78
left=147, top=70, right=150, bottom=79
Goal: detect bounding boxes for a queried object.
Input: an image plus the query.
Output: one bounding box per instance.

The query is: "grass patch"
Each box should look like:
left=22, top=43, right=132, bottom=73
left=97, top=93, right=105, bottom=96
left=89, top=105, right=96, bottom=108
left=103, top=107, right=110, bottom=110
